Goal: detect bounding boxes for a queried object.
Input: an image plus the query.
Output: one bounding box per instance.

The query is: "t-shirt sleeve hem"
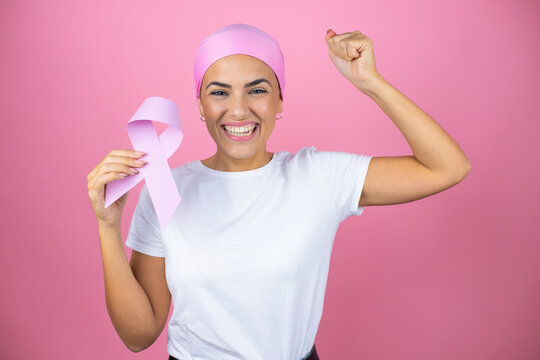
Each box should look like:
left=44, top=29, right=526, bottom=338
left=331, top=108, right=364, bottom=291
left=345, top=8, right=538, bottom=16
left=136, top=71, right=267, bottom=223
left=347, top=155, right=373, bottom=217
left=125, top=239, right=165, bottom=258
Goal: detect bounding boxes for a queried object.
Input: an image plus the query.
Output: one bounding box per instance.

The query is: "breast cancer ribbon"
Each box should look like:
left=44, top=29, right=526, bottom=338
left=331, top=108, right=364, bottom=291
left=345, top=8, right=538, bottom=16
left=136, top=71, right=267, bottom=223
left=104, top=96, right=183, bottom=229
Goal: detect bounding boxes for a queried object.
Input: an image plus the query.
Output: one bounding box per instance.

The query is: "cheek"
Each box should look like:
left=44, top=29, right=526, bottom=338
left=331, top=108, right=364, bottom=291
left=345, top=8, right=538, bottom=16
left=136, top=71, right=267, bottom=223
left=209, top=122, right=220, bottom=133
left=262, top=121, right=276, bottom=134
left=204, top=121, right=218, bottom=135
left=201, top=100, right=222, bottom=115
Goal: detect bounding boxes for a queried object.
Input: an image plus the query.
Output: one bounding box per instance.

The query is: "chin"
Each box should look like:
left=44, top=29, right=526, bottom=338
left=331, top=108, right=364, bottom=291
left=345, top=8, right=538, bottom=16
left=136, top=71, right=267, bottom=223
left=210, top=125, right=270, bottom=160
left=222, top=146, right=260, bottom=159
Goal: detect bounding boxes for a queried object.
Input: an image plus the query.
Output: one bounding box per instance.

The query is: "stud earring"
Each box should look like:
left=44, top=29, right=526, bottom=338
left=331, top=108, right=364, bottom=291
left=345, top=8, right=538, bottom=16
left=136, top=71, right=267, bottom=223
left=275, top=112, right=283, bottom=120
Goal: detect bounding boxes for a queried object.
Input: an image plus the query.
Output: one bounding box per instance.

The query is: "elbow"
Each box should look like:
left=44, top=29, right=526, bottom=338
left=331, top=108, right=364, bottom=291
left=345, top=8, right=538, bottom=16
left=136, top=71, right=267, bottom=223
left=453, top=160, right=472, bottom=184
left=461, top=159, right=472, bottom=178
left=125, top=339, right=145, bottom=353
left=127, top=345, right=143, bottom=353
left=438, top=160, right=471, bottom=187
left=123, top=333, right=158, bottom=353
left=118, top=317, right=161, bottom=353
left=126, top=342, right=150, bottom=353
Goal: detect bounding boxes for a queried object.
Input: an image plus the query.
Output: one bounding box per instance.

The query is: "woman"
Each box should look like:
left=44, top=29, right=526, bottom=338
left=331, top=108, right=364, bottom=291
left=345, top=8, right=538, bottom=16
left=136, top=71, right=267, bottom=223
left=87, top=23, right=470, bottom=359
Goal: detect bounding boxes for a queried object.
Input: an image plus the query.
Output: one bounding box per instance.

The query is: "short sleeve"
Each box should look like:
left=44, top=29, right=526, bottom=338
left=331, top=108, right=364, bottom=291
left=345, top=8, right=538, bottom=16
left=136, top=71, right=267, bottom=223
left=307, top=146, right=373, bottom=221
left=125, top=183, right=165, bottom=257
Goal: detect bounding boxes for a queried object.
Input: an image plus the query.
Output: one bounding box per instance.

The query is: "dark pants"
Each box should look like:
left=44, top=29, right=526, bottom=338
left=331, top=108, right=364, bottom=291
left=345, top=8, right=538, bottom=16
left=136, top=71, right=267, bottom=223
left=168, top=343, right=319, bottom=360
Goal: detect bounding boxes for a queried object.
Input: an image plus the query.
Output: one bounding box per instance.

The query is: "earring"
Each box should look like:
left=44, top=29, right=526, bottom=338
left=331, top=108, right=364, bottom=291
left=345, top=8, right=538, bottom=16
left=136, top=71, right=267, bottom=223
left=200, top=115, right=206, bottom=122
left=275, top=112, right=283, bottom=120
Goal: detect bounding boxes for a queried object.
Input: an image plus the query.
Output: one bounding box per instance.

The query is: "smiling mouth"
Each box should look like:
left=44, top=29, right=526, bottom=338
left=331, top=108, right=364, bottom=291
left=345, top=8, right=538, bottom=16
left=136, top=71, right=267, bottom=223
left=221, top=123, right=259, bottom=137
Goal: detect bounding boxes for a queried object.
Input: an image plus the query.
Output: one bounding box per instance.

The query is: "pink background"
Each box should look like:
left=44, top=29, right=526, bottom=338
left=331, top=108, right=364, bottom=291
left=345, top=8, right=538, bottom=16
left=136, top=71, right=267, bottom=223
left=1, top=0, right=539, bottom=359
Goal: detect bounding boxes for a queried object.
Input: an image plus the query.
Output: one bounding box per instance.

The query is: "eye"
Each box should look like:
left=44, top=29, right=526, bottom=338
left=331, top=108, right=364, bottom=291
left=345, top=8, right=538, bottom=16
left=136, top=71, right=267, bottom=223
left=210, top=90, right=226, bottom=96
left=251, top=88, right=267, bottom=94
left=209, top=89, right=267, bottom=96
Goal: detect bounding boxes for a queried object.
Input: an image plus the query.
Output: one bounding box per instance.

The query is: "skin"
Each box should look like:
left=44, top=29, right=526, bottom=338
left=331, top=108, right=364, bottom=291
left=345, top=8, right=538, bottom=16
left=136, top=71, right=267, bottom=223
left=87, top=55, right=284, bottom=352
left=87, top=29, right=472, bottom=353
left=197, top=54, right=283, bottom=172
left=323, top=29, right=471, bottom=207
left=196, top=46, right=470, bottom=207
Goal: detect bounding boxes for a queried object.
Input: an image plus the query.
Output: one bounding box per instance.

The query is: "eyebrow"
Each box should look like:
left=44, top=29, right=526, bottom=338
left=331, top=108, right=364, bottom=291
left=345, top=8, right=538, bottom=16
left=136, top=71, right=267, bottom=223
left=205, top=78, right=272, bottom=90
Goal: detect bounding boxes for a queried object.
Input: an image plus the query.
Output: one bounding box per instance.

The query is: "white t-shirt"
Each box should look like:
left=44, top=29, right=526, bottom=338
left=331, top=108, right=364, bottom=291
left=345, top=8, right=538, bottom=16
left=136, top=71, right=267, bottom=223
left=125, top=146, right=372, bottom=360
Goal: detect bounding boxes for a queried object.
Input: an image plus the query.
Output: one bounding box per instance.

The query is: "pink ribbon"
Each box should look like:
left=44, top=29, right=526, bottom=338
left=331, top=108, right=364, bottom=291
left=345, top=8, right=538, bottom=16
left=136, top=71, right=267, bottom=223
left=105, top=96, right=183, bottom=229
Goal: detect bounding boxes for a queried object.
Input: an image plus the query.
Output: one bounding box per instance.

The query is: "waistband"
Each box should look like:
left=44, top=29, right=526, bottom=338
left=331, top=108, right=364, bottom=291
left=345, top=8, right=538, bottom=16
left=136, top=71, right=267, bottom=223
left=168, top=343, right=319, bottom=360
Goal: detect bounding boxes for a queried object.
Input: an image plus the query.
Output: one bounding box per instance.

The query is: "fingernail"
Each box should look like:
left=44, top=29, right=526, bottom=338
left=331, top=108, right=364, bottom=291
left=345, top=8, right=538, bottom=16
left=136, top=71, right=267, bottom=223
left=135, top=159, right=147, bottom=164
left=129, top=168, right=139, bottom=174
left=134, top=151, right=145, bottom=156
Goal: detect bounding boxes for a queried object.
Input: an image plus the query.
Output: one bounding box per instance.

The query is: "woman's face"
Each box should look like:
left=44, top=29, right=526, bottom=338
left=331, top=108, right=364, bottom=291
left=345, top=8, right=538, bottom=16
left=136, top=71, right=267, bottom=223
left=197, top=54, right=283, bottom=162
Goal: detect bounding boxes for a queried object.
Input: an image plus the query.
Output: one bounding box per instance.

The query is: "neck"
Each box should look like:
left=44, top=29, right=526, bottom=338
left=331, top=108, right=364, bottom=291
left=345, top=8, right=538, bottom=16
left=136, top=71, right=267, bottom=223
left=202, top=150, right=274, bottom=172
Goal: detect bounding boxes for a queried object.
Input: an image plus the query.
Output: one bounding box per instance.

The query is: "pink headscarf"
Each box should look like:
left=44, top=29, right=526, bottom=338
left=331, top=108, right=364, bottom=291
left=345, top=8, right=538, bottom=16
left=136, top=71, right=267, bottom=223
left=193, top=23, right=285, bottom=100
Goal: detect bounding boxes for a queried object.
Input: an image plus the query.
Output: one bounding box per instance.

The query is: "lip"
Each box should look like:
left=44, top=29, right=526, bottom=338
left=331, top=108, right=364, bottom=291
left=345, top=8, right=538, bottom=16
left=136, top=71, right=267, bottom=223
left=221, top=120, right=259, bottom=127
left=221, top=123, right=259, bottom=141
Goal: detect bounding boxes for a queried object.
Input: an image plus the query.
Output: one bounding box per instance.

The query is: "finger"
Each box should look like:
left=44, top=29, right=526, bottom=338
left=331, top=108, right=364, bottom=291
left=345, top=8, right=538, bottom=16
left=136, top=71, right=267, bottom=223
left=346, top=42, right=360, bottom=60
left=104, top=154, right=148, bottom=168
left=87, top=169, right=95, bottom=183
left=109, top=149, right=146, bottom=158
left=99, top=162, right=141, bottom=177
left=326, top=31, right=353, bottom=44
left=325, top=29, right=336, bottom=42
left=94, top=150, right=142, bottom=171
left=336, top=40, right=354, bottom=61
left=96, top=153, right=148, bottom=173
left=89, top=151, right=147, bottom=189
left=91, top=172, right=130, bottom=195
left=326, top=30, right=351, bottom=45
left=353, top=30, right=366, bottom=37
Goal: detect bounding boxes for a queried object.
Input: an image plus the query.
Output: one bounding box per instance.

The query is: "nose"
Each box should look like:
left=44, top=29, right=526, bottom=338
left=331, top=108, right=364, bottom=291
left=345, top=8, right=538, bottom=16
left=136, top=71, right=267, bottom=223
left=228, top=92, right=250, bottom=119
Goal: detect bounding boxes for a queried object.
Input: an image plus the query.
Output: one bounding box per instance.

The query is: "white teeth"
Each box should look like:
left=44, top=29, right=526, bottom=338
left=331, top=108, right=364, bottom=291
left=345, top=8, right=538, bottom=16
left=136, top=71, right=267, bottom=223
left=223, top=124, right=257, bottom=137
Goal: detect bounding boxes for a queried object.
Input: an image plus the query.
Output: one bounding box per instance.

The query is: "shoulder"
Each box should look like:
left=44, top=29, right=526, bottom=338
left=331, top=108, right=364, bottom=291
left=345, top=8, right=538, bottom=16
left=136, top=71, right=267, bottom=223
left=274, top=146, right=323, bottom=178
left=168, top=160, right=203, bottom=190
left=280, top=146, right=318, bottom=163
left=171, top=160, right=199, bottom=177
left=283, top=146, right=352, bottom=166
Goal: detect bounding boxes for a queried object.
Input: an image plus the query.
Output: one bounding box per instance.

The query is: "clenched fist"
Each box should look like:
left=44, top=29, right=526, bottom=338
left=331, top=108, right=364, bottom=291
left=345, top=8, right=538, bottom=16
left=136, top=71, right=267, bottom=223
left=325, top=29, right=381, bottom=93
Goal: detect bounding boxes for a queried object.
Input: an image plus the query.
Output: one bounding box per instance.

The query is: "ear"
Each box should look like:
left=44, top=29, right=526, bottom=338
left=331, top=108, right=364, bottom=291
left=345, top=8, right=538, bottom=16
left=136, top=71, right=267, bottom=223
left=277, top=97, right=283, bottom=114
left=197, top=97, right=204, bottom=117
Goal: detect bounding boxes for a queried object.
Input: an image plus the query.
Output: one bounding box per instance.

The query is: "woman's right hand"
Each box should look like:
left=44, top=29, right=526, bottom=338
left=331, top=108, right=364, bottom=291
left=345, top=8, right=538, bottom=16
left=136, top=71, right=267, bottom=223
left=87, top=149, right=148, bottom=229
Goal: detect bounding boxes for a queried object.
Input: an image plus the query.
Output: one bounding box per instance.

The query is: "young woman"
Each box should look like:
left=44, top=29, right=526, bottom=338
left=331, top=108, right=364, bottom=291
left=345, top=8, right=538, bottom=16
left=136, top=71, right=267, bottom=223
left=87, top=23, right=470, bottom=360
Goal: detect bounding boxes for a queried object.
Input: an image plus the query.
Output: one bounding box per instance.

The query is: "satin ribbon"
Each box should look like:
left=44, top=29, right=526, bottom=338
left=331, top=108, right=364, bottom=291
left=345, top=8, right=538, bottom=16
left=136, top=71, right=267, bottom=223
left=105, top=96, right=183, bottom=229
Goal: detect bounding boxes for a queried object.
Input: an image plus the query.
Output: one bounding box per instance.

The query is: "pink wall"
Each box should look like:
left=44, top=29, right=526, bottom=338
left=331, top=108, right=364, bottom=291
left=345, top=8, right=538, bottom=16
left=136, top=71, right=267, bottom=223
left=2, top=0, right=539, bottom=359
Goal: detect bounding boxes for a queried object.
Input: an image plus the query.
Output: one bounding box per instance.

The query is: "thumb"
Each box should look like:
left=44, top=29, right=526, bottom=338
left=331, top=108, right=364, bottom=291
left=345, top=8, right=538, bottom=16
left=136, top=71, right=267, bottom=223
left=325, top=28, right=336, bottom=43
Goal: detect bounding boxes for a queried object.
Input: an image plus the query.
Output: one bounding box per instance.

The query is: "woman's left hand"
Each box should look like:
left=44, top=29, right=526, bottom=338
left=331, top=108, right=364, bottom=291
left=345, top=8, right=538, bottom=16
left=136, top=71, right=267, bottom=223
left=325, top=29, right=380, bottom=93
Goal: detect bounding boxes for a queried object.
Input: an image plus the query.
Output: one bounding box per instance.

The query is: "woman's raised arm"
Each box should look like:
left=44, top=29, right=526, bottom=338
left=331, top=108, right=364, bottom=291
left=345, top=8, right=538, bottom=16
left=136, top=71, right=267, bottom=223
left=359, top=75, right=471, bottom=206
left=324, top=29, right=470, bottom=207
left=359, top=74, right=471, bottom=207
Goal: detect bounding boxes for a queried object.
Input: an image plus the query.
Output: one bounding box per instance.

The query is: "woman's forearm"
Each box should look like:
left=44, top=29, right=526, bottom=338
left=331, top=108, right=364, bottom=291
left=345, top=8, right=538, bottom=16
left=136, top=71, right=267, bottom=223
left=99, top=224, right=158, bottom=352
left=361, top=74, right=471, bottom=179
